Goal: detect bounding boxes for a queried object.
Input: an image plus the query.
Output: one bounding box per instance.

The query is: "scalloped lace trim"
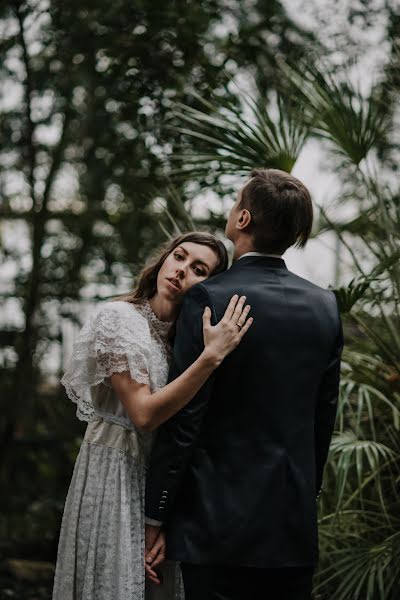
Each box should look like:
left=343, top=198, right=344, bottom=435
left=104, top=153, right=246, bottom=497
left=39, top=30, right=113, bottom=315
left=61, top=301, right=170, bottom=422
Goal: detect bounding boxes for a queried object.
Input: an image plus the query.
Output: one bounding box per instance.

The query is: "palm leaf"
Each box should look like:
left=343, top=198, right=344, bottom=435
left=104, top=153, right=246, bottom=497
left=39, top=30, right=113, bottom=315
left=329, top=431, right=395, bottom=510
left=333, top=276, right=373, bottom=313
left=339, top=362, right=400, bottom=430
left=280, top=60, right=389, bottom=165
left=145, top=184, right=196, bottom=238
left=315, top=531, right=400, bottom=600
left=168, top=89, right=308, bottom=178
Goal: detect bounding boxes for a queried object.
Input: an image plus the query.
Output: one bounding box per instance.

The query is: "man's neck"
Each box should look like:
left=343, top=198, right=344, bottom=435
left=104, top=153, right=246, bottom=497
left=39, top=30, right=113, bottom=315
left=233, top=241, right=282, bottom=261
left=232, top=238, right=257, bottom=261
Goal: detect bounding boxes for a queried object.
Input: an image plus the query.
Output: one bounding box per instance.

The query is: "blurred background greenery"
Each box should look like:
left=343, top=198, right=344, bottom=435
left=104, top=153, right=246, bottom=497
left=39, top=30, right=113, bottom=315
left=0, top=1, right=399, bottom=598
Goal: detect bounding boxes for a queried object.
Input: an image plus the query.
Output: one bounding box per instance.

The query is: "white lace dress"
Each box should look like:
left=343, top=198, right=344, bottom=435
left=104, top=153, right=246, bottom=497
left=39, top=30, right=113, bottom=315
left=52, top=300, right=184, bottom=600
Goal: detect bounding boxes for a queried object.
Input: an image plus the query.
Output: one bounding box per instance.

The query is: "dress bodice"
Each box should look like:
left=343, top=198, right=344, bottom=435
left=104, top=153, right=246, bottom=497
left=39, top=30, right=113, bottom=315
left=61, top=299, right=173, bottom=426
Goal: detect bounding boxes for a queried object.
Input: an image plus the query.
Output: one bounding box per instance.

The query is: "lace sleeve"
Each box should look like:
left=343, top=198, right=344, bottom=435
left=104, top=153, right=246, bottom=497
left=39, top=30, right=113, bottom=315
left=61, top=301, right=151, bottom=421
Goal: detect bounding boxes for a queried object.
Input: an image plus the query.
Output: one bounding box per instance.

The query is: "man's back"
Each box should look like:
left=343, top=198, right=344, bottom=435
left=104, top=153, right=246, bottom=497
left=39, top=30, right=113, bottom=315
left=146, top=255, right=342, bottom=568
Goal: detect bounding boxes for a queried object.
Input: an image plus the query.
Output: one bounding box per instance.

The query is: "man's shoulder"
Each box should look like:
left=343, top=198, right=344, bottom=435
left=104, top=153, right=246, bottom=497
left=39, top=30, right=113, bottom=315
left=201, top=265, right=334, bottom=296
left=191, top=268, right=245, bottom=305
left=187, top=266, right=337, bottom=313
left=286, top=270, right=334, bottom=294
left=186, top=269, right=232, bottom=298
left=286, top=270, right=338, bottom=309
left=287, top=271, right=336, bottom=304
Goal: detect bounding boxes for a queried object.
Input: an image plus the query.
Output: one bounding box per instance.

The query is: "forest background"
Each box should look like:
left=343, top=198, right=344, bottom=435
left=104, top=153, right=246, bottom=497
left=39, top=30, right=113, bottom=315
left=0, top=0, right=399, bottom=598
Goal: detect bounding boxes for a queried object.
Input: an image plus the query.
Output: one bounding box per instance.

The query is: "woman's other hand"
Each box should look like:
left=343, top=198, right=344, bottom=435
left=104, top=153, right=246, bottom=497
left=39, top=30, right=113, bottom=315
left=145, top=526, right=166, bottom=585
left=202, top=294, right=253, bottom=366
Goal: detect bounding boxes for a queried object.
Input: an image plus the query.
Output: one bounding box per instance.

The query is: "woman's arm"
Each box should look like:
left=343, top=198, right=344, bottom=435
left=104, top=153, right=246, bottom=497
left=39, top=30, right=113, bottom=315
left=111, top=294, right=252, bottom=432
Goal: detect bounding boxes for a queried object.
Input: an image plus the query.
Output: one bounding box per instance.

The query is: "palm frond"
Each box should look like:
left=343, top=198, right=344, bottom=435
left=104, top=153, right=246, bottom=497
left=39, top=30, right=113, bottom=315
left=146, top=184, right=196, bottom=238
left=315, top=531, right=400, bottom=600
left=329, top=431, right=395, bottom=509
left=333, top=277, right=372, bottom=313
left=280, top=60, right=389, bottom=165
left=337, top=377, right=400, bottom=439
left=169, top=90, right=308, bottom=178
left=163, top=184, right=196, bottom=233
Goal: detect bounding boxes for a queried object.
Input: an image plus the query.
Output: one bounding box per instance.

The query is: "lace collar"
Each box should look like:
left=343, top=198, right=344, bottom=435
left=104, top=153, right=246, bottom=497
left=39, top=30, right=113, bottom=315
left=140, top=299, right=173, bottom=338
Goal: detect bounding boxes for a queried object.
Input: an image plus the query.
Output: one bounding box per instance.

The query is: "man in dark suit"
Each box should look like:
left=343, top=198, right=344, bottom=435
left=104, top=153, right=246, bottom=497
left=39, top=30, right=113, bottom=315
left=145, top=169, right=343, bottom=600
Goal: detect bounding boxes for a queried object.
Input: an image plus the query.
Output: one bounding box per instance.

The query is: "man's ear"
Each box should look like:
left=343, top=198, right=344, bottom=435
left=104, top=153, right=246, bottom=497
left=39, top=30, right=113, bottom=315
left=236, top=208, right=252, bottom=231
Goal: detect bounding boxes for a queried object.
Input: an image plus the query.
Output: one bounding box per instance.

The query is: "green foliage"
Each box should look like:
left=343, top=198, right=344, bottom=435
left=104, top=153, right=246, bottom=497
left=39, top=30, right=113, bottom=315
left=280, top=61, right=389, bottom=165
left=333, top=278, right=373, bottom=314
left=170, top=43, right=400, bottom=600
left=299, top=58, right=400, bottom=600
left=170, top=90, right=308, bottom=176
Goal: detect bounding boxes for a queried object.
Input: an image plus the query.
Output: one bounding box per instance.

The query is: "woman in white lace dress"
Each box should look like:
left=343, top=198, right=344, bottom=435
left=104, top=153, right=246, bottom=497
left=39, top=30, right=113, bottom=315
left=53, top=232, right=253, bottom=600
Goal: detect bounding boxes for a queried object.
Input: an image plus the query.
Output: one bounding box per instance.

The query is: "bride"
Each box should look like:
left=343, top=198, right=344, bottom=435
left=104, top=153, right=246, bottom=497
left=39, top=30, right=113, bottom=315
left=52, top=231, right=253, bottom=600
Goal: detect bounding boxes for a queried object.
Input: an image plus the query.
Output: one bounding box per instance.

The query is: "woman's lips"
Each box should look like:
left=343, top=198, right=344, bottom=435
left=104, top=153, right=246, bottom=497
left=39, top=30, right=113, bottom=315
left=166, top=278, right=181, bottom=291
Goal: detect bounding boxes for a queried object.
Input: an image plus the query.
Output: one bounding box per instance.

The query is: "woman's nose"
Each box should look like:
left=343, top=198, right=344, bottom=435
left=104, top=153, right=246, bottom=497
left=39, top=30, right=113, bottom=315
left=175, top=265, right=185, bottom=279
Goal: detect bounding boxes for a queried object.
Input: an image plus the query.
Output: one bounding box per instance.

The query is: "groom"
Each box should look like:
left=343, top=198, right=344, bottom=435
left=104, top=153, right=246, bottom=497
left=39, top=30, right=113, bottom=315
left=145, top=169, right=343, bottom=599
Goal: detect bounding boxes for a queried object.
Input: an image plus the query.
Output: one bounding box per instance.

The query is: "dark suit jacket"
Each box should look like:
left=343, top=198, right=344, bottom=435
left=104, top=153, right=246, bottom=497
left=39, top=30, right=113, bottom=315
left=145, top=256, right=343, bottom=568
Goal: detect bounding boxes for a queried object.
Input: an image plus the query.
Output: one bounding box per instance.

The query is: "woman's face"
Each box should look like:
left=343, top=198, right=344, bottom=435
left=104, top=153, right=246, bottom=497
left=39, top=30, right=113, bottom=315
left=157, top=241, right=219, bottom=302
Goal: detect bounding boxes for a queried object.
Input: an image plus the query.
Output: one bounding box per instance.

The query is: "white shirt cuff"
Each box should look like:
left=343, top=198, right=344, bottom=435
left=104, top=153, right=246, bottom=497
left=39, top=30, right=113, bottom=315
left=145, top=517, right=163, bottom=526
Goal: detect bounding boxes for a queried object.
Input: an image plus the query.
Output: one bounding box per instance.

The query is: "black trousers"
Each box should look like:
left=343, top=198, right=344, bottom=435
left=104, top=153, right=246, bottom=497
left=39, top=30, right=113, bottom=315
left=181, top=562, right=314, bottom=600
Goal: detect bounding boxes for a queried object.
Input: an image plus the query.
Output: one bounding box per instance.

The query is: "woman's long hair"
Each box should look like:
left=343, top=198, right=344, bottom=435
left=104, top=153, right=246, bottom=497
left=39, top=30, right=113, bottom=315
left=116, top=231, right=229, bottom=305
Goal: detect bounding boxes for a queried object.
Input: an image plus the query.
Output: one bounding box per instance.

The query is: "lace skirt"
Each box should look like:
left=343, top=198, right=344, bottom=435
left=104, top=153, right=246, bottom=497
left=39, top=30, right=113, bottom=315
left=52, top=418, right=184, bottom=600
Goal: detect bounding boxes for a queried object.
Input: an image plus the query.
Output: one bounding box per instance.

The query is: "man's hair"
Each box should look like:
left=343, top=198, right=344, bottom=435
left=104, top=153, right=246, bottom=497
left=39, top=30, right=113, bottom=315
left=239, top=168, right=313, bottom=254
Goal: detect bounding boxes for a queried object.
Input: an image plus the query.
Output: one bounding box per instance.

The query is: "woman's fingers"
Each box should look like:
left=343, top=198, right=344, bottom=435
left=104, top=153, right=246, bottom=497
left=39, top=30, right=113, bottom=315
left=146, top=534, right=165, bottom=564
left=238, top=316, right=253, bottom=338
left=145, top=562, right=161, bottom=585
left=202, top=306, right=211, bottom=329
left=231, top=295, right=247, bottom=323
left=149, top=536, right=166, bottom=570
left=236, top=304, right=251, bottom=328
left=212, top=295, right=250, bottom=327
left=145, top=531, right=166, bottom=578
left=151, top=550, right=166, bottom=570
left=222, top=294, right=239, bottom=321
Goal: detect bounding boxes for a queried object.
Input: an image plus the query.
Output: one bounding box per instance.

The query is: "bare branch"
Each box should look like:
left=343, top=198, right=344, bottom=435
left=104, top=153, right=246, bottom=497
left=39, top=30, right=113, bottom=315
left=15, top=0, right=37, bottom=205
